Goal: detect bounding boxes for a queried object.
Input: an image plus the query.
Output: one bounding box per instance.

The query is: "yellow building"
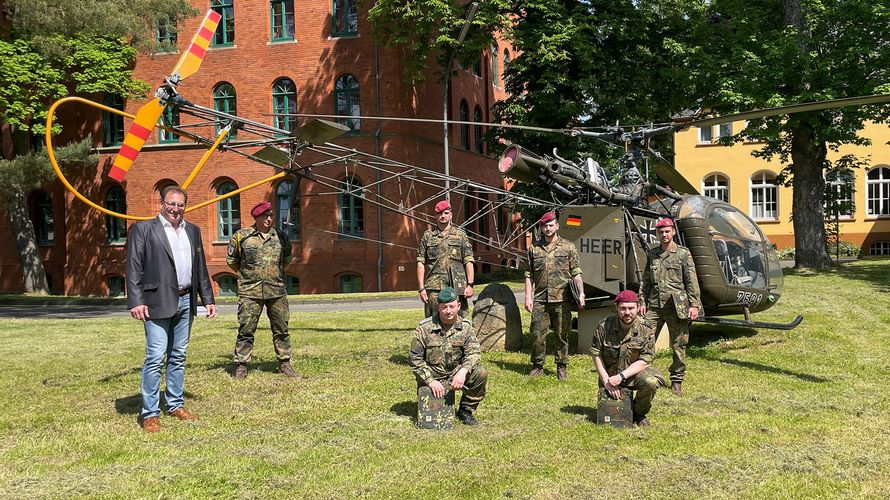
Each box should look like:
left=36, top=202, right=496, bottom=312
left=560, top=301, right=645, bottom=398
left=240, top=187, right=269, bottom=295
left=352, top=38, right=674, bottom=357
left=674, top=121, right=890, bottom=255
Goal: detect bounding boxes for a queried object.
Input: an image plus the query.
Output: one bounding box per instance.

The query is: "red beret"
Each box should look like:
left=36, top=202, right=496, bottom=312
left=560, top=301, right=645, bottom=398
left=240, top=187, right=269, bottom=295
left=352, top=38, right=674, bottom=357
left=250, top=201, right=273, bottom=218
left=655, top=218, right=674, bottom=228
left=538, top=211, right=557, bottom=225
left=434, top=200, right=451, bottom=213
left=614, top=290, right=638, bottom=304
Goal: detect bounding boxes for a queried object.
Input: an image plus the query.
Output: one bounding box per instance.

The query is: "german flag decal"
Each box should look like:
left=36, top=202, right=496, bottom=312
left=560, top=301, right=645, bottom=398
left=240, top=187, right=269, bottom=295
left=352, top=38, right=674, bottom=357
left=566, top=215, right=582, bottom=227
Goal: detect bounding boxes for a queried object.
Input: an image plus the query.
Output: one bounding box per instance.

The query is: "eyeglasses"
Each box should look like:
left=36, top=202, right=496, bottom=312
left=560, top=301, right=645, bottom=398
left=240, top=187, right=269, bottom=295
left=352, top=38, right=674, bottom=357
left=163, top=201, right=186, bottom=209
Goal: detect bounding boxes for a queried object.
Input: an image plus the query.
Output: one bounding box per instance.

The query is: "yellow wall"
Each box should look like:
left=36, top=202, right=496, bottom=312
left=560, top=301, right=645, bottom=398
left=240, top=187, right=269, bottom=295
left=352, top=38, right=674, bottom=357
left=673, top=121, right=890, bottom=253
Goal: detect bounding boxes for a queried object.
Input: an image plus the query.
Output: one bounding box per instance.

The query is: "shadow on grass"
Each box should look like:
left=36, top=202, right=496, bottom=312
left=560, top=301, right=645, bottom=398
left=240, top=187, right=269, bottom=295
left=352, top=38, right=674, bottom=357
left=100, top=367, right=142, bottom=383
left=782, top=258, right=890, bottom=292
left=688, top=324, right=758, bottom=349
left=696, top=353, right=828, bottom=383
left=561, top=404, right=596, bottom=422
left=488, top=358, right=533, bottom=376
left=205, top=358, right=290, bottom=376
left=114, top=391, right=199, bottom=415
left=390, top=400, right=416, bottom=419
left=300, top=326, right=416, bottom=334
left=388, top=354, right=408, bottom=366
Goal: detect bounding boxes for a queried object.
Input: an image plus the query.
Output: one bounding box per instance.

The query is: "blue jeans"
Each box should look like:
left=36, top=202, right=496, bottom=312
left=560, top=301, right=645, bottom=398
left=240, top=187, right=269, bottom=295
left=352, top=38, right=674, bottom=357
left=141, top=294, right=193, bottom=418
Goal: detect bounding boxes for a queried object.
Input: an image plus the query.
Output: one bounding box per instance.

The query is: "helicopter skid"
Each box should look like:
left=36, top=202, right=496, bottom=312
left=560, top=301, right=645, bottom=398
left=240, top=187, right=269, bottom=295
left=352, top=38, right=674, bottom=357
left=694, top=314, right=804, bottom=331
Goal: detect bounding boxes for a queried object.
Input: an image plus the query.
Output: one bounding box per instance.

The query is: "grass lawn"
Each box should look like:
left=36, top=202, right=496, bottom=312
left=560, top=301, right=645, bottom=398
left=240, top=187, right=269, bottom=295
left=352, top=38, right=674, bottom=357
left=1, top=259, right=889, bottom=498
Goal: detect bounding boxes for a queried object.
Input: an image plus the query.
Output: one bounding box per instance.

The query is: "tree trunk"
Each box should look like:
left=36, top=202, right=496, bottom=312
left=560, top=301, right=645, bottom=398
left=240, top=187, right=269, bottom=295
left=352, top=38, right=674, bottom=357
left=790, top=125, right=833, bottom=269
left=4, top=184, right=50, bottom=294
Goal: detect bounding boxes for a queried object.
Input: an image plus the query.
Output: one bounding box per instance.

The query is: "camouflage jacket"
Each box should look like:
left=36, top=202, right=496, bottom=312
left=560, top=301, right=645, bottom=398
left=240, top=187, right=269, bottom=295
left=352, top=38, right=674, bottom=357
left=409, top=316, right=481, bottom=385
left=640, top=243, right=702, bottom=319
left=590, top=315, right=655, bottom=376
left=417, top=225, right=474, bottom=291
left=525, top=236, right=582, bottom=303
left=226, top=226, right=292, bottom=299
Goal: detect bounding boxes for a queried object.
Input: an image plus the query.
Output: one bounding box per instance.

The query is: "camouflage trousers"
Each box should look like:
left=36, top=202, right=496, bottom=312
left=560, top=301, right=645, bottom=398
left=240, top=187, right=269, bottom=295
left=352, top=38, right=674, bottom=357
left=599, top=366, right=665, bottom=417
left=421, top=364, right=488, bottom=412
left=530, top=301, right=572, bottom=367
left=424, top=289, right=469, bottom=319
left=644, top=306, right=689, bottom=384
left=234, top=295, right=292, bottom=363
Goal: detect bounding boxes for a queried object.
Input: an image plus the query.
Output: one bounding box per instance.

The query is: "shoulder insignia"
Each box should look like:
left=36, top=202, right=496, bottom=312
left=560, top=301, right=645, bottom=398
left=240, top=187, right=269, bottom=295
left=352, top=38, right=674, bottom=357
left=419, top=317, right=433, bottom=325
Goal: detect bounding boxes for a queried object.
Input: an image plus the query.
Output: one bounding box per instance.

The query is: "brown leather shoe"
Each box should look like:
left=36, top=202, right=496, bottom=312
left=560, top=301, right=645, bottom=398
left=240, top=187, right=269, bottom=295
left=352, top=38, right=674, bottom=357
left=634, top=416, right=651, bottom=427
left=141, top=416, right=159, bottom=433
left=166, top=407, right=199, bottom=421
left=671, top=382, right=683, bottom=396
left=528, top=366, right=544, bottom=377
left=556, top=365, right=568, bottom=381
left=233, top=363, right=248, bottom=380
left=279, top=361, right=299, bottom=378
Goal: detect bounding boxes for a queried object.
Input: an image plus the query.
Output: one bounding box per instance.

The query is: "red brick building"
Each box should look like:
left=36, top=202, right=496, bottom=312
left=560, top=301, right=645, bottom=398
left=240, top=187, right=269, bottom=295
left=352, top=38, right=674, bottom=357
left=0, top=0, right=518, bottom=296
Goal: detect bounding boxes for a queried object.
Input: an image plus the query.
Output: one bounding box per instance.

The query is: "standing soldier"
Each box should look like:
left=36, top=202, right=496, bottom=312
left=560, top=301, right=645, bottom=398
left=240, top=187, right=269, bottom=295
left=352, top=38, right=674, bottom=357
left=525, top=211, right=585, bottom=380
left=639, top=217, right=701, bottom=396
left=227, top=201, right=298, bottom=379
left=417, top=199, right=475, bottom=318
left=409, top=287, right=488, bottom=425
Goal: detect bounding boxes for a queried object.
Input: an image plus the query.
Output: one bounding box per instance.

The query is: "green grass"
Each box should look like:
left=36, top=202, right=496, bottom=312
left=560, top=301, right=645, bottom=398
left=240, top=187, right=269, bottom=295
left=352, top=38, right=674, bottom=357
left=2, top=260, right=889, bottom=498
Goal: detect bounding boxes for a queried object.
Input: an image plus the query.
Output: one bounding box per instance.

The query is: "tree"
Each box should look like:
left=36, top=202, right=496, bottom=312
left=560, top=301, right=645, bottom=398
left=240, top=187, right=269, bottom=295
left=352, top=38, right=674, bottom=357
left=0, top=0, right=194, bottom=293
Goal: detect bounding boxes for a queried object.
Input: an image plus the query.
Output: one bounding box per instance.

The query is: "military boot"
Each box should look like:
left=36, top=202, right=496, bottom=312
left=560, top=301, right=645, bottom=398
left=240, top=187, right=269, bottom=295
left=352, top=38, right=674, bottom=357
left=279, top=361, right=299, bottom=379
left=671, top=382, right=683, bottom=396
left=528, top=366, right=544, bottom=377
left=556, top=364, right=568, bottom=381
left=456, top=407, right=478, bottom=426
left=233, top=363, right=248, bottom=380
left=633, top=415, right=651, bottom=427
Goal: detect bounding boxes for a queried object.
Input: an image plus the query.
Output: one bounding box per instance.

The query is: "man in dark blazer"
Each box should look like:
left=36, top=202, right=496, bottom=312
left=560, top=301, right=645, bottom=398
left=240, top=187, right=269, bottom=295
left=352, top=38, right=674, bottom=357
left=126, top=185, right=217, bottom=433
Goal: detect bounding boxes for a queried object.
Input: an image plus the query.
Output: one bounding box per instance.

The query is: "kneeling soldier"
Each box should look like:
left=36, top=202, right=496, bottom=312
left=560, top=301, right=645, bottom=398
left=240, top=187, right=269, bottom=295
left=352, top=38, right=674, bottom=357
left=591, top=290, right=665, bottom=427
left=409, top=287, right=488, bottom=426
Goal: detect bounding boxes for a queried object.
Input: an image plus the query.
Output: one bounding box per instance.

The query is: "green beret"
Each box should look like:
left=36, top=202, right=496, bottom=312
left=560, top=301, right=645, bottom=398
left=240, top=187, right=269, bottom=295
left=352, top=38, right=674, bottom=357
left=437, top=287, right=458, bottom=303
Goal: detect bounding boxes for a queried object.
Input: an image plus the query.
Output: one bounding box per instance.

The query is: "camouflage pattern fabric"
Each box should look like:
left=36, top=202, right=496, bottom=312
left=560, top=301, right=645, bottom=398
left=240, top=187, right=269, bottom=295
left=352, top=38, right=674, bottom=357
left=234, top=295, right=292, bottom=363
left=530, top=301, right=572, bottom=367
left=227, top=226, right=292, bottom=299
left=416, top=386, right=455, bottom=430
left=643, top=307, right=688, bottom=384
left=639, top=244, right=701, bottom=318
left=525, top=236, right=582, bottom=303
left=409, top=316, right=487, bottom=412
left=596, top=388, right=634, bottom=428
left=417, top=225, right=474, bottom=291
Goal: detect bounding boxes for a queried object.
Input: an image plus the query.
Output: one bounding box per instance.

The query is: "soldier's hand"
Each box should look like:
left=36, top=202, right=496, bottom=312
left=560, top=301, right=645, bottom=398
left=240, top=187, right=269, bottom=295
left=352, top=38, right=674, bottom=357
left=578, top=295, right=586, bottom=308
left=464, top=285, right=473, bottom=299
left=419, top=289, right=429, bottom=304
left=639, top=304, right=647, bottom=315
left=428, top=380, right=446, bottom=398
left=688, top=306, right=700, bottom=320
left=450, top=368, right=468, bottom=390
left=604, top=381, right=621, bottom=400
left=129, top=305, right=150, bottom=322
left=206, top=304, right=217, bottom=319
left=524, top=297, right=533, bottom=313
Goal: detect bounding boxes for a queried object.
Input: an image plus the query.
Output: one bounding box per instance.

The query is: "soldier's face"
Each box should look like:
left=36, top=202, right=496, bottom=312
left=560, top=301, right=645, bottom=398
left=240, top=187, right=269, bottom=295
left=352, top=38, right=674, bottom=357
left=658, top=226, right=675, bottom=244
left=437, top=300, right=460, bottom=324
left=160, top=192, right=186, bottom=226
left=437, top=209, right=452, bottom=226
left=540, top=220, right=559, bottom=238
left=617, top=301, right=638, bottom=324
left=254, top=211, right=274, bottom=230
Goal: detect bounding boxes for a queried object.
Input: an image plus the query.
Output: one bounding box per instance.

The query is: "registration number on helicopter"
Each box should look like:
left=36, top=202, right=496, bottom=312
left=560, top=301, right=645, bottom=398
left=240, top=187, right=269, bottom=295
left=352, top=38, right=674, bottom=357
left=735, top=291, right=763, bottom=305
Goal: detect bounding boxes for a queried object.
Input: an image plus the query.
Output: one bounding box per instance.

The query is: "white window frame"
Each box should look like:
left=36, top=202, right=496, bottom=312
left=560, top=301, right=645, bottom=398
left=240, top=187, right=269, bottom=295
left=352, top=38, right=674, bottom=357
left=702, top=173, right=729, bottom=202
left=865, top=166, right=890, bottom=218
left=825, top=172, right=854, bottom=220
left=750, top=171, right=778, bottom=221
left=697, top=126, right=713, bottom=144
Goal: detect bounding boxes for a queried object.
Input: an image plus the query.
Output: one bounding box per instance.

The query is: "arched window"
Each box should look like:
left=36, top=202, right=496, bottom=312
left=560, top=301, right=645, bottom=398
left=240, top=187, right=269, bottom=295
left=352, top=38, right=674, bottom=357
left=825, top=170, right=854, bottom=218
left=332, top=0, right=358, bottom=36
left=473, top=105, right=484, bottom=154
left=459, top=100, right=469, bottom=150
left=870, top=241, right=890, bottom=255
left=338, top=178, right=363, bottom=237
left=334, top=74, right=360, bottom=133
left=32, top=190, right=54, bottom=245
left=276, top=179, right=300, bottom=239
left=104, top=185, right=127, bottom=243
left=159, top=106, right=180, bottom=143
left=503, top=49, right=510, bottom=75
left=217, top=275, right=238, bottom=296
left=216, top=181, right=240, bottom=240
left=213, top=83, right=237, bottom=136
left=491, top=46, right=499, bottom=86
left=272, top=78, right=297, bottom=133
left=750, top=171, right=778, bottom=220
left=270, top=0, right=295, bottom=41
left=285, top=275, right=300, bottom=294
left=339, top=273, right=362, bottom=293
left=102, top=94, right=124, bottom=146
left=866, top=166, right=890, bottom=217
left=702, top=174, right=729, bottom=202
left=107, top=276, right=125, bottom=297
left=211, top=0, right=235, bottom=46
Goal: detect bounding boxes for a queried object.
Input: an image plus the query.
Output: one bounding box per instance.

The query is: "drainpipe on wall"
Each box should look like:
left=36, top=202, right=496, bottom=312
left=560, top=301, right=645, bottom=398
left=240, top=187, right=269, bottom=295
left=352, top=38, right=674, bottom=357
left=374, top=36, right=383, bottom=292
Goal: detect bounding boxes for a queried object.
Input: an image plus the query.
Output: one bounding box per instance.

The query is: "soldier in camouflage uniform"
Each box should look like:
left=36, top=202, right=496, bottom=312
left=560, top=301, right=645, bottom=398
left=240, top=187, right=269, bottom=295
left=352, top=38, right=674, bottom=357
left=639, top=217, right=701, bottom=396
left=524, top=211, right=585, bottom=381
left=592, top=290, right=665, bottom=427
left=417, top=200, right=475, bottom=318
left=409, top=287, right=488, bottom=425
left=227, top=201, right=298, bottom=380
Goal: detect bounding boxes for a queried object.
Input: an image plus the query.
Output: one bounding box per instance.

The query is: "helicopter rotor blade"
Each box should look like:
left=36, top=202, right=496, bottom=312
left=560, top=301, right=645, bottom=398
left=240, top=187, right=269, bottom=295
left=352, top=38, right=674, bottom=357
left=676, top=94, right=890, bottom=129
left=107, top=98, right=166, bottom=181
left=651, top=162, right=699, bottom=195
left=171, top=9, right=222, bottom=81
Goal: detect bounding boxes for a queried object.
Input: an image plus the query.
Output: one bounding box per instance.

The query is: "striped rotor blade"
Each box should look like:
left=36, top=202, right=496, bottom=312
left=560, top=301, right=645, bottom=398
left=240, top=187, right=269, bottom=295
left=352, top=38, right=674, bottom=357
left=107, top=98, right=166, bottom=181
left=682, top=94, right=890, bottom=129
left=171, top=9, right=221, bottom=80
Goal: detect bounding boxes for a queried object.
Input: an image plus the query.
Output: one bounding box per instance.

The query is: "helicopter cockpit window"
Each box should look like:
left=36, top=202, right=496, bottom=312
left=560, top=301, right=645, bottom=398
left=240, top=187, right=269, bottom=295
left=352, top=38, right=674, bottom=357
left=708, top=206, right=768, bottom=288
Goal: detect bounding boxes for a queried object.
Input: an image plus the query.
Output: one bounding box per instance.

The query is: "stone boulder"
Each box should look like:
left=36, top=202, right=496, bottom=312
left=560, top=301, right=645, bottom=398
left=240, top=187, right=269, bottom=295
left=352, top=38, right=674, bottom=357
left=472, top=283, right=522, bottom=352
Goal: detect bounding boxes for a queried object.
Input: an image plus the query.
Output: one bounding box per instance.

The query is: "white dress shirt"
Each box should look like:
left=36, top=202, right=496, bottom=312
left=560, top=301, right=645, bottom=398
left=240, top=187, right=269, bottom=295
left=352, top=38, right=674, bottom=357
left=158, top=214, right=193, bottom=290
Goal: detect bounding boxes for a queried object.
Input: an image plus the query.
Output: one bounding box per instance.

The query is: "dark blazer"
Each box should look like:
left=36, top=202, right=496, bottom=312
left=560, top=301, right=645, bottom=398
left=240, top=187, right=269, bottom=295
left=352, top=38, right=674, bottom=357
left=126, top=216, right=215, bottom=319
